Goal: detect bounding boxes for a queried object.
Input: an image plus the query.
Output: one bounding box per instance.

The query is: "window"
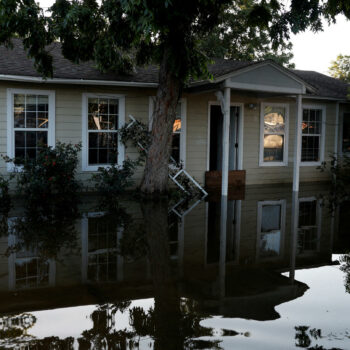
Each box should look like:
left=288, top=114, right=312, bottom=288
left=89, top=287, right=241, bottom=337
left=81, top=213, right=123, bottom=283
left=82, top=94, right=125, bottom=171
left=149, top=97, right=186, bottom=167
left=260, top=103, right=289, bottom=166
left=342, top=113, right=350, bottom=154
left=297, top=198, right=321, bottom=255
left=7, top=89, right=55, bottom=169
left=257, top=200, right=286, bottom=260
left=301, top=105, right=326, bottom=164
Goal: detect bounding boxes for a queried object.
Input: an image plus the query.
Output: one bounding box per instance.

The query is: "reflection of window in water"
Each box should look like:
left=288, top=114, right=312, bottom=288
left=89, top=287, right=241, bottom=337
left=298, top=199, right=320, bottom=254
left=15, top=252, right=49, bottom=289
left=168, top=213, right=180, bottom=259
left=87, top=217, right=119, bottom=282
left=257, top=201, right=285, bottom=259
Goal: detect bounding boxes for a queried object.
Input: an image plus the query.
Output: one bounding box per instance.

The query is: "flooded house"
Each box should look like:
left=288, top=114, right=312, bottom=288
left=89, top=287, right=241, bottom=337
left=0, top=39, right=349, bottom=349
left=0, top=39, right=349, bottom=192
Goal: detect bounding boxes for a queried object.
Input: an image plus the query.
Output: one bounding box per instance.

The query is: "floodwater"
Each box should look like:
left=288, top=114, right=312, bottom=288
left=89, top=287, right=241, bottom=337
left=0, top=184, right=349, bottom=350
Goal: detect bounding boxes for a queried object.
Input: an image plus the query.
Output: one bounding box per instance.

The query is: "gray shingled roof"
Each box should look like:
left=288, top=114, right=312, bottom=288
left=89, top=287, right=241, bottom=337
left=0, top=39, right=348, bottom=100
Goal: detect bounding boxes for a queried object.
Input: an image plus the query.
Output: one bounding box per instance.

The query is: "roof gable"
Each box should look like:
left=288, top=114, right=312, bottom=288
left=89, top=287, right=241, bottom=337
left=221, top=61, right=309, bottom=94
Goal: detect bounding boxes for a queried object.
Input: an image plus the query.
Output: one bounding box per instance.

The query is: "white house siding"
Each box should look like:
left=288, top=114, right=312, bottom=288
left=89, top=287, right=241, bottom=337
left=0, top=81, right=345, bottom=187
left=0, top=82, right=155, bottom=186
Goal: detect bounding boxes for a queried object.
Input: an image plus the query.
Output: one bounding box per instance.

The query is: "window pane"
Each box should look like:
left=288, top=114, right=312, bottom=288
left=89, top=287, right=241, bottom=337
left=89, top=133, right=98, bottom=147
left=264, top=106, right=285, bottom=133
left=14, top=111, right=25, bottom=128
left=89, top=149, right=98, bottom=164
left=37, top=112, right=48, bottom=128
left=14, top=94, right=25, bottom=109
left=109, top=115, right=118, bottom=130
left=99, top=115, right=109, bottom=130
left=26, top=131, right=37, bottom=147
left=14, top=131, right=48, bottom=162
left=109, top=99, right=118, bottom=114
left=171, top=133, right=180, bottom=164
left=26, top=111, right=37, bottom=128
left=88, top=98, right=99, bottom=114
left=263, top=135, right=284, bottom=162
left=26, top=95, right=37, bottom=111
left=99, top=99, right=108, bottom=114
left=15, top=131, right=25, bottom=148
left=173, top=118, right=181, bottom=133
left=37, top=95, right=48, bottom=111
left=261, top=205, right=281, bottom=232
left=301, top=135, right=320, bottom=162
left=88, top=132, right=118, bottom=165
left=88, top=114, right=99, bottom=130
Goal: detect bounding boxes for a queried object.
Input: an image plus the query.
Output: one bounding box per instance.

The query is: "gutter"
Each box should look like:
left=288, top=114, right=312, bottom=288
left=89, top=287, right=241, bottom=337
left=0, top=74, right=158, bottom=88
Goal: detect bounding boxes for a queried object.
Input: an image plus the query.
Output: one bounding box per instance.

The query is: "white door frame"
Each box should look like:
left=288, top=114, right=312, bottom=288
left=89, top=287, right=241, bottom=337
left=207, top=101, right=244, bottom=171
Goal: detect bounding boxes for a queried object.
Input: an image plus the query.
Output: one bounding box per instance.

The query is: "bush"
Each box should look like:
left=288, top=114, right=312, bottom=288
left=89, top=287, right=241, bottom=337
left=10, top=142, right=82, bottom=217
left=319, top=154, right=350, bottom=209
left=4, top=142, right=82, bottom=259
left=92, top=158, right=137, bottom=211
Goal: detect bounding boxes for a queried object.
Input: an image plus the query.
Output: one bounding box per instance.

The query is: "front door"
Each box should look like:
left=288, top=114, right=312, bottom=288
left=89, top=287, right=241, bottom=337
left=209, top=105, right=240, bottom=171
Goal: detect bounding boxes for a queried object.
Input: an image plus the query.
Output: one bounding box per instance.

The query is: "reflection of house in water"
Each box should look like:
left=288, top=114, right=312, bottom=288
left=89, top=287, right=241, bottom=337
left=6, top=233, right=56, bottom=291
left=0, top=185, right=336, bottom=322
left=81, top=213, right=123, bottom=283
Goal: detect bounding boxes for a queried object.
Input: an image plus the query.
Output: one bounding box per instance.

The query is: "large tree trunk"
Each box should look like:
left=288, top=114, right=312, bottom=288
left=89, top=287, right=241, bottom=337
left=140, top=48, right=182, bottom=195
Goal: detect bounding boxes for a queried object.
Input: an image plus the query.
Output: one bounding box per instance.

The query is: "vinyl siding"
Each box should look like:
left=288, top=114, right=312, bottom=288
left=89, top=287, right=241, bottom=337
left=0, top=81, right=345, bottom=187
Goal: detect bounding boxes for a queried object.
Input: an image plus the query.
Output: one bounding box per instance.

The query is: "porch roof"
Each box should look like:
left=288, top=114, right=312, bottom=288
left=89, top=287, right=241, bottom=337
left=0, top=39, right=348, bottom=100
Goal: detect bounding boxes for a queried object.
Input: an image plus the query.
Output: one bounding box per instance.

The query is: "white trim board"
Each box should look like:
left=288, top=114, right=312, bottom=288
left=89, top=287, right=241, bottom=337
left=300, top=104, right=326, bottom=167
left=259, top=102, right=290, bottom=167
left=207, top=101, right=244, bottom=172
left=0, top=74, right=158, bottom=88
left=81, top=93, right=125, bottom=171
left=6, top=88, right=56, bottom=172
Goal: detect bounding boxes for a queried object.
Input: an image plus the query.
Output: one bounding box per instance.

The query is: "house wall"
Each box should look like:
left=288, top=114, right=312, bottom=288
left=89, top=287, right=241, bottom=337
left=0, top=80, right=347, bottom=187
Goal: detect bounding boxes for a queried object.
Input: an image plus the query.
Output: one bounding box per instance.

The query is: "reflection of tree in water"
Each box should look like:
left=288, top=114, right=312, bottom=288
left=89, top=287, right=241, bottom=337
left=0, top=312, right=75, bottom=349
left=6, top=195, right=81, bottom=262
left=339, top=253, right=350, bottom=294
left=77, top=199, right=221, bottom=350
left=295, top=326, right=346, bottom=350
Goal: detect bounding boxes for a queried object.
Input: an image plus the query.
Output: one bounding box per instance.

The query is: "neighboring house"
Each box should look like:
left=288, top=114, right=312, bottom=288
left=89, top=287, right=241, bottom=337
left=0, top=39, right=349, bottom=188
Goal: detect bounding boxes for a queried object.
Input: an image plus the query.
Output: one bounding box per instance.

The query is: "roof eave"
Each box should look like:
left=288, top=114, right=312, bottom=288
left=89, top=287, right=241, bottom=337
left=0, top=74, right=159, bottom=88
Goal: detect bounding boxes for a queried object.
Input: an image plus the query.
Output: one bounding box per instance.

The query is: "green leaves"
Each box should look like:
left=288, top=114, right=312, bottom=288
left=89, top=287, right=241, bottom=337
left=329, top=54, right=350, bottom=83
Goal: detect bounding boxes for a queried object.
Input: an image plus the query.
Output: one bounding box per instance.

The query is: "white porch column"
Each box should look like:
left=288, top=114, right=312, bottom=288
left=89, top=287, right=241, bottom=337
left=221, top=87, right=231, bottom=196
left=293, top=94, right=303, bottom=192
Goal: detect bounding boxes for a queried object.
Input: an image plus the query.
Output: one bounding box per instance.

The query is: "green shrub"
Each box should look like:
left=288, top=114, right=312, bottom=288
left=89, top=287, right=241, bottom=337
left=6, top=142, right=82, bottom=217
left=92, top=158, right=137, bottom=211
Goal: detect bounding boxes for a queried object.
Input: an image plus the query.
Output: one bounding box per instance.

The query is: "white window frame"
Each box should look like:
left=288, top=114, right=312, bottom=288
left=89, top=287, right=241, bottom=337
left=297, top=197, right=322, bottom=255
left=148, top=96, right=187, bottom=168
left=7, top=88, right=56, bottom=172
left=82, top=93, right=125, bottom=171
left=300, top=104, right=326, bottom=166
left=256, top=199, right=286, bottom=261
left=259, top=102, right=289, bottom=166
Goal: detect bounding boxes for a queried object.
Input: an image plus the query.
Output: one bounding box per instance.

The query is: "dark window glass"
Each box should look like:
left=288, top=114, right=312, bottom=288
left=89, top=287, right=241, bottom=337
left=343, top=113, right=350, bottom=153
left=301, top=135, right=320, bottom=162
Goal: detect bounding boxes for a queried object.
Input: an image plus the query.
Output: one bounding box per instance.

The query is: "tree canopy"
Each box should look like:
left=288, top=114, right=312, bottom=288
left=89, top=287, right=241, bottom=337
left=329, top=54, right=350, bottom=83
left=199, top=0, right=295, bottom=68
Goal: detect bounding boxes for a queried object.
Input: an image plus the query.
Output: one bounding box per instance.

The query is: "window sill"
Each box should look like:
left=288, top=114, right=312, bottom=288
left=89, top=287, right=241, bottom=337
left=82, top=164, right=123, bottom=172
left=300, top=161, right=322, bottom=167
left=259, top=162, right=288, bottom=167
